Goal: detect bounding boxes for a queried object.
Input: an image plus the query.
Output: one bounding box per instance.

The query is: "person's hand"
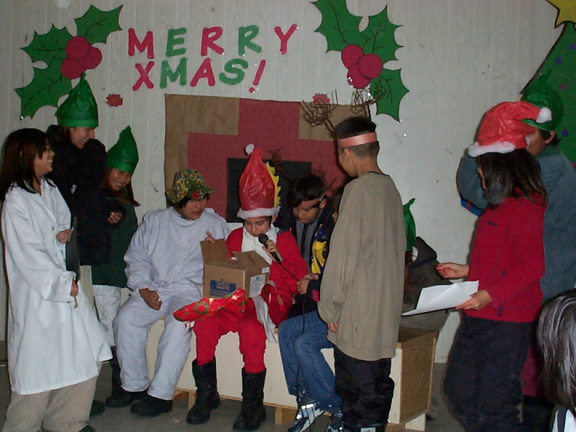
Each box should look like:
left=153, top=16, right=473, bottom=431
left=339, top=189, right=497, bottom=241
left=140, top=288, right=162, bottom=310
left=327, top=323, right=339, bottom=333
left=56, top=229, right=71, bottom=244
left=263, top=239, right=283, bottom=262
left=70, top=279, right=79, bottom=297
left=297, top=273, right=318, bottom=295
left=456, top=289, right=492, bottom=311
left=436, top=262, right=469, bottom=279
left=205, top=231, right=215, bottom=243
left=107, top=212, right=124, bottom=225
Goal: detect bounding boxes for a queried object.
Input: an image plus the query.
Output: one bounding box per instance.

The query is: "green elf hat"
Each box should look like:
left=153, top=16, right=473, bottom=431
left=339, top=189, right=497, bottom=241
left=521, top=74, right=563, bottom=133
left=56, top=74, right=99, bottom=128
left=106, top=126, right=139, bottom=175
left=166, top=168, right=214, bottom=204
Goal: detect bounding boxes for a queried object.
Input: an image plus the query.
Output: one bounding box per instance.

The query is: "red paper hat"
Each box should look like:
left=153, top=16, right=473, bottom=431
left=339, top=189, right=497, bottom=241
left=237, top=144, right=281, bottom=219
left=468, top=101, right=551, bottom=157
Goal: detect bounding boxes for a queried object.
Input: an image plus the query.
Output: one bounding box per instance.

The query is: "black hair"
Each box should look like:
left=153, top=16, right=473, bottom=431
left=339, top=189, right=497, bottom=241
left=537, top=290, right=576, bottom=417
left=172, top=194, right=209, bottom=210
left=333, top=116, right=379, bottom=158
left=102, top=166, right=140, bottom=207
left=0, top=128, right=53, bottom=201
left=476, top=149, right=546, bottom=207
left=539, top=128, right=560, bottom=146
left=287, top=174, right=326, bottom=208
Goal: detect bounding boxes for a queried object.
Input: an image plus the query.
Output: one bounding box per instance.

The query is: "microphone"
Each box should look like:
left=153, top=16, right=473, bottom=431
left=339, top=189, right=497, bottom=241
left=258, top=234, right=281, bottom=263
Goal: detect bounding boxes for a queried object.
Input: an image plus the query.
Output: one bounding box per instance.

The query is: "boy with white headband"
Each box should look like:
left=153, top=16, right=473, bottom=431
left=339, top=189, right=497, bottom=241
left=318, top=116, right=406, bottom=432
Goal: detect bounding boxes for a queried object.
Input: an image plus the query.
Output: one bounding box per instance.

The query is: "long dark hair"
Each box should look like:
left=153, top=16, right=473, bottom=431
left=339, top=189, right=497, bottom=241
left=476, top=149, right=546, bottom=207
left=537, top=290, right=576, bottom=417
left=0, top=128, right=52, bottom=201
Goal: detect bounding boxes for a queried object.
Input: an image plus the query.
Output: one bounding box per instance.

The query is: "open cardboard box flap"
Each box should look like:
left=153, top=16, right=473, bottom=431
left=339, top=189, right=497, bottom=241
left=200, top=239, right=270, bottom=298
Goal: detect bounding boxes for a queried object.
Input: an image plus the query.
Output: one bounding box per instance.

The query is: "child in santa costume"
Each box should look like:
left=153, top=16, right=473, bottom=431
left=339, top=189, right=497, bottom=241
left=188, top=145, right=307, bottom=431
left=438, top=101, right=549, bottom=432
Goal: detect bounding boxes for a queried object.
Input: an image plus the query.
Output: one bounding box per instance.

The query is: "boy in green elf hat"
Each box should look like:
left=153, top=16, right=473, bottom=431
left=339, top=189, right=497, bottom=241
left=90, top=126, right=141, bottom=408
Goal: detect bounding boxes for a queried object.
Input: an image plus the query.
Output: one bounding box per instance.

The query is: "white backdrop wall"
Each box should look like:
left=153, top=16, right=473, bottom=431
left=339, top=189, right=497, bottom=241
left=0, top=0, right=561, bottom=360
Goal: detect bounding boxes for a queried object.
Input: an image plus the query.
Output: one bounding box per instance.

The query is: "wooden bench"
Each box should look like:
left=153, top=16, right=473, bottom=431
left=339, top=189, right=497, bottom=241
left=146, top=322, right=437, bottom=430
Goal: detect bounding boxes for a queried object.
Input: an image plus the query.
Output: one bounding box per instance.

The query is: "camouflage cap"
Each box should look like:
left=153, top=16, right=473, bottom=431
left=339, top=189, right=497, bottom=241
left=166, top=169, right=214, bottom=204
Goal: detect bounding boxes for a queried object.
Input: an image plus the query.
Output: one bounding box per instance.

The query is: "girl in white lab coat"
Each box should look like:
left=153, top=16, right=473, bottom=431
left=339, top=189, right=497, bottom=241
left=0, top=128, right=110, bottom=432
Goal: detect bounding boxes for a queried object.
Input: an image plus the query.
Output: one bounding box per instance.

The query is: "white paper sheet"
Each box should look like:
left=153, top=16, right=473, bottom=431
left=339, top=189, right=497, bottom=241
left=402, top=281, right=479, bottom=316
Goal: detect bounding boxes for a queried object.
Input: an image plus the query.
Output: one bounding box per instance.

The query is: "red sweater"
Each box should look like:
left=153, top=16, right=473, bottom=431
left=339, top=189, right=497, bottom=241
left=466, top=196, right=545, bottom=322
left=226, top=228, right=307, bottom=320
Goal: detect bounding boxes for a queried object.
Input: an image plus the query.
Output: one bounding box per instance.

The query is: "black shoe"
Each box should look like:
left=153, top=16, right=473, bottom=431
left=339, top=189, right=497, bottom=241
left=105, top=388, right=147, bottom=408
left=130, top=394, right=173, bottom=417
left=90, top=400, right=105, bottom=416
left=80, top=427, right=95, bottom=432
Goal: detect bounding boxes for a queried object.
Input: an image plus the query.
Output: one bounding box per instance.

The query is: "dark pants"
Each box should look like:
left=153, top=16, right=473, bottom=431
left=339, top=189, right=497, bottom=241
left=334, top=346, right=394, bottom=429
left=444, top=315, right=532, bottom=432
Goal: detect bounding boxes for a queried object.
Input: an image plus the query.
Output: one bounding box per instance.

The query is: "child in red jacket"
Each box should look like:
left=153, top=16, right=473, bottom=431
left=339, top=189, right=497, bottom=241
left=438, top=101, right=548, bottom=432
left=189, top=145, right=307, bottom=431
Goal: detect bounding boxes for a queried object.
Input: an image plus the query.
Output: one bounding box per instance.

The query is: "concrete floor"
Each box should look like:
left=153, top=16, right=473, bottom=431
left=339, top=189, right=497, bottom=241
left=0, top=341, right=464, bottom=432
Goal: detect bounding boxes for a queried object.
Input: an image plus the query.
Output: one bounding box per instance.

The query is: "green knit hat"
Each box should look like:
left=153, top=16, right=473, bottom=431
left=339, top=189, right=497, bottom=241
left=56, top=75, right=99, bottom=128
left=166, top=169, right=214, bottom=204
left=521, top=74, right=563, bottom=133
left=107, top=126, right=139, bottom=175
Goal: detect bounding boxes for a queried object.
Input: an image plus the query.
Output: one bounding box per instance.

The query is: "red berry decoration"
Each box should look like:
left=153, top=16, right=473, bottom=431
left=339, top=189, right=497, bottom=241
left=341, top=44, right=364, bottom=69
left=79, top=46, right=102, bottom=70
left=65, top=36, right=91, bottom=61
left=347, top=64, right=371, bottom=89
left=358, top=54, right=383, bottom=80
left=61, top=57, right=85, bottom=79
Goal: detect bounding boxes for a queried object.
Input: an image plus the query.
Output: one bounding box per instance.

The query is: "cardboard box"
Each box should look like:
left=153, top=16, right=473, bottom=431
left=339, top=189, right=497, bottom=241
left=201, top=239, right=270, bottom=299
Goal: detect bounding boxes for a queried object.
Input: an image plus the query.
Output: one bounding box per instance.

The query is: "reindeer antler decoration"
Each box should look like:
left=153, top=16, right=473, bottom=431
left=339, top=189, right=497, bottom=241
left=300, top=92, right=339, bottom=134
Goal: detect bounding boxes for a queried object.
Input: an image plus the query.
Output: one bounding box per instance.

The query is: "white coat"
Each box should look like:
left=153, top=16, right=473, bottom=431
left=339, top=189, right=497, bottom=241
left=2, top=179, right=111, bottom=395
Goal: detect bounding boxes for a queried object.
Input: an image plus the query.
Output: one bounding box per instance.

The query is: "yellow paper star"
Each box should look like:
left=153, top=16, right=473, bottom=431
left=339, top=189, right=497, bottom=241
left=548, top=0, right=576, bottom=27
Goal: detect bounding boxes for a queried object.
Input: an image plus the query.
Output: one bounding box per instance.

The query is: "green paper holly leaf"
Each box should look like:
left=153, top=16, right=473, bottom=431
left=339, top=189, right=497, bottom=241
left=15, top=62, right=72, bottom=119
left=371, top=69, right=408, bottom=121
left=75, top=5, right=123, bottom=45
left=360, top=6, right=401, bottom=62
left=313, top=0, right=363, bottom=51
left=22, top=25, right=72, bottom=67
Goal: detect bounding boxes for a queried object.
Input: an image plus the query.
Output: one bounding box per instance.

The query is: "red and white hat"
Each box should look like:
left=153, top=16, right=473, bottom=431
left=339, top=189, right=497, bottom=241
left=467, top=101, right=551, bottom=157
left=237, top=144, right=281, bottom=219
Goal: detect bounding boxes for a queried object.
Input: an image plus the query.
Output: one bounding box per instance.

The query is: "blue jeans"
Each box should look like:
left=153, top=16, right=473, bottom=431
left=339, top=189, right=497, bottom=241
left=278, top=311, right=341, bottom=413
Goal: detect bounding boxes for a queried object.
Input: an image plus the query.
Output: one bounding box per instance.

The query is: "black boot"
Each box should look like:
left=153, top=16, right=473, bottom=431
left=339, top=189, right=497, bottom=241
left=186, top=359, right=221, bottom=424
left=232, top=369, right=266, bottom=431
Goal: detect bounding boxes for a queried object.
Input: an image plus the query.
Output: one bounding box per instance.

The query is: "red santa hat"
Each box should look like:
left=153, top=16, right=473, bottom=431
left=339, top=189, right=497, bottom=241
left=237, top=144, right=281, bottom=219
left=467, top=101, right=551, bottom=157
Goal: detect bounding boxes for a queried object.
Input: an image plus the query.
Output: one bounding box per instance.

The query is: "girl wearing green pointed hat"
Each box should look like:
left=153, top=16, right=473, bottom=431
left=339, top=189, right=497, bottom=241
left=91, top=126, right=141, bottom=407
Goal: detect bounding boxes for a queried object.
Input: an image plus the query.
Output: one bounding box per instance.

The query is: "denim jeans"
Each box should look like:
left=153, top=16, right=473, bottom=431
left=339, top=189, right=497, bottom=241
left=278, top=311, right=341, bottom=413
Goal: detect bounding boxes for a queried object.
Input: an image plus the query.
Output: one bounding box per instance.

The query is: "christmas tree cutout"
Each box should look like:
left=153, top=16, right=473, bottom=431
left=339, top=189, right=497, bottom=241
left=523, top=0, right=576, bottom=163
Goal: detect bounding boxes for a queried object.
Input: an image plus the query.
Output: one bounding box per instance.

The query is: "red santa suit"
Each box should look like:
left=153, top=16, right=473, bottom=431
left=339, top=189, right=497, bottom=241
left=194, top=227, right=307, bottom=372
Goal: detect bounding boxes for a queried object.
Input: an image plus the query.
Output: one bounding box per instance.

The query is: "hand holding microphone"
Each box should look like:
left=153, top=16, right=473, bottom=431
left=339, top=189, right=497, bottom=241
left=258, top=234, right=283, bottom=263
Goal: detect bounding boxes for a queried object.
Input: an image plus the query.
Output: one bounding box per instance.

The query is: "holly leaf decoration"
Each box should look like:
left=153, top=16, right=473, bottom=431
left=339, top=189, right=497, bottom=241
left=371, top=69, right=408, bottom=121
left=15, top=62, right=72, bottom=119
left=312, top=0, right=408, bottom=121
left=22, top=25, right=72, bottom=67
left=313, top=0, right=363, bottom=51
left=360, top=6, right=401, bottom=62
left=75, top=5, right=123, bottom=45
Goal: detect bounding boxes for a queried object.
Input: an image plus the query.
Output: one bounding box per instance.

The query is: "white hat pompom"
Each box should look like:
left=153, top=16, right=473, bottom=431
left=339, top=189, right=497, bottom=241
left=245, top=143, right=255, bottom=155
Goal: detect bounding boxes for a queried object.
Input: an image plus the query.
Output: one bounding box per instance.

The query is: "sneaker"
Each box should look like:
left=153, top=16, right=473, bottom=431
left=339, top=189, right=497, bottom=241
left=288, top=402, right=324, bottom=432
left=130, top=394, right=173, bottom=417
left=326, top=411, right=343, bottom=432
